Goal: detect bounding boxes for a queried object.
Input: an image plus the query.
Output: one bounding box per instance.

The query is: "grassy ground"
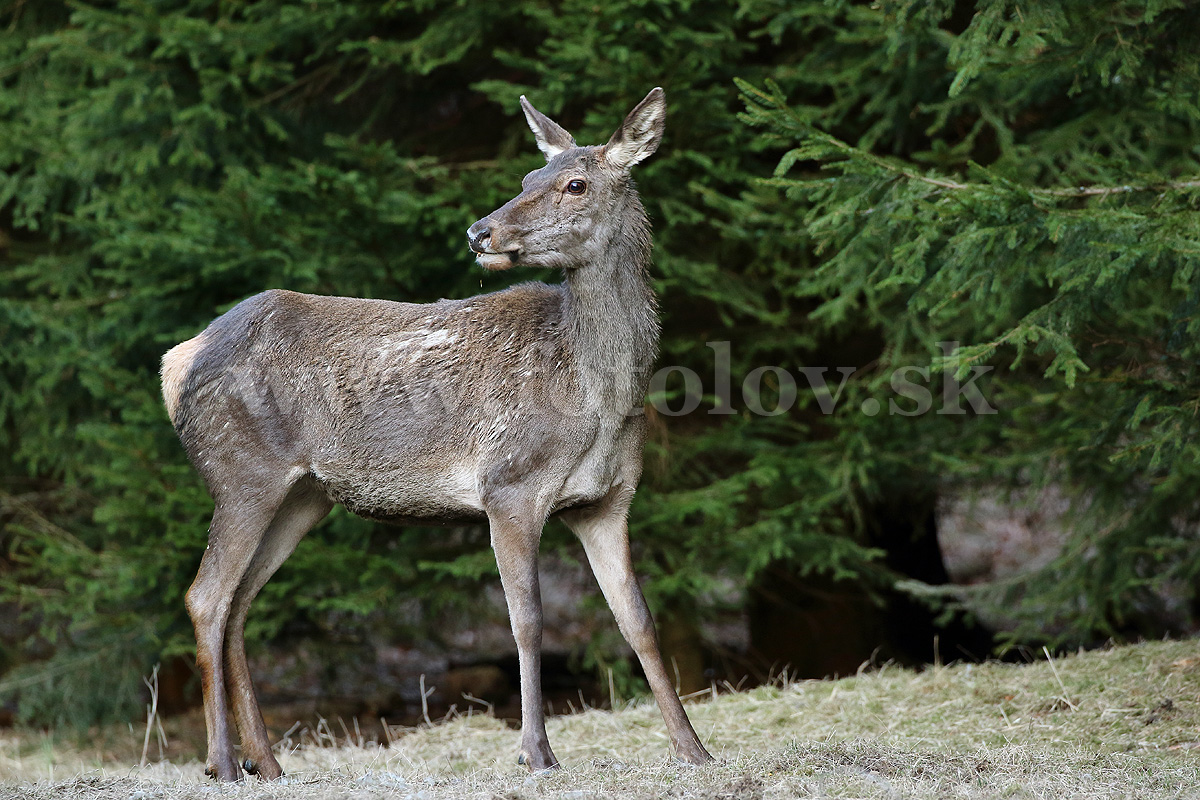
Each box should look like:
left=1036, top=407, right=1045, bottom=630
left=2, top=639, right=1199, bottom=799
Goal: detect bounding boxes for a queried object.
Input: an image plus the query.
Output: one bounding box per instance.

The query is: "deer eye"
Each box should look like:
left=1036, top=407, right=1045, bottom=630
left=566, top=179, right=587, bottom=195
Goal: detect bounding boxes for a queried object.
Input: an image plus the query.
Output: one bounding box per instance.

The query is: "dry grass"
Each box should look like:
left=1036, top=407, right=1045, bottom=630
left=3, top=639, right=1200, bottom=799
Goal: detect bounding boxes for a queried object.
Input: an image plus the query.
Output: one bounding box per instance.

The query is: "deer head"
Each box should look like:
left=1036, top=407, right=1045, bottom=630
left=467, top=88, right=666, bottom=271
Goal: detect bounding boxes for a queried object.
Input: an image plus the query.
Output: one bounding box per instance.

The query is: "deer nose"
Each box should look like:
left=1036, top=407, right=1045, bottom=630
left=467, top=220, right=492, bottom=253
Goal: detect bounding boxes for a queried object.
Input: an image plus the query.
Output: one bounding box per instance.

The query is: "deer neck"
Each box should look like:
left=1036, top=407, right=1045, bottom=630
left=561, top=202, right=659, bottom=413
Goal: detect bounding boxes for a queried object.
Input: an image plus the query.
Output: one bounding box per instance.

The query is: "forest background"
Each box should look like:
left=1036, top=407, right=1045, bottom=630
left=2, top=0, right=1199, bottom=729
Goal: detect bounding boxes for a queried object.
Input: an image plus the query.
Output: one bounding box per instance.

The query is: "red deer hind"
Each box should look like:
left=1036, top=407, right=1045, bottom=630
left=161, top=87, right=713, bottom=781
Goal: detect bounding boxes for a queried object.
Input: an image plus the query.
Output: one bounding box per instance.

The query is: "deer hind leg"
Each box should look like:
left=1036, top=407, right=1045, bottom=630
left=487, top=504, right=558, bottom=771
left=186, top=487, right=291, bottom=783
left=222, top=479, right=332, bottom=781
left=562, top=495, right=714, bottom=766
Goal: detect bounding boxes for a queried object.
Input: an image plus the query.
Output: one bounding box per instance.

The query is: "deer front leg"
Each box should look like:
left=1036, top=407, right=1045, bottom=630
left=488, top=507, right=558, bottom=771
left=563, top=495, right=714, bottom=765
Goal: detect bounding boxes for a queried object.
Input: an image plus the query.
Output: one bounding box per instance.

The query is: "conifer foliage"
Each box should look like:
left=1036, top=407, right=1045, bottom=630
left=722, top=0, right=1200, bottom=643
left=1, top=0, right=1198, bottom=725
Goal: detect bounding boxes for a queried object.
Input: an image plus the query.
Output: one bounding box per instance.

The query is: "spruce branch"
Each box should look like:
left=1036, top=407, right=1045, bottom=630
left=742, top=80, right=1200, bottom=200
left=797, top=127, right=1200, bottom=199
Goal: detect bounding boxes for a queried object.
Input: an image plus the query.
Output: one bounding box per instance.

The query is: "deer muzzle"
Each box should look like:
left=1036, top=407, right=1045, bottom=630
left=467, top=218, right=520, bottom=270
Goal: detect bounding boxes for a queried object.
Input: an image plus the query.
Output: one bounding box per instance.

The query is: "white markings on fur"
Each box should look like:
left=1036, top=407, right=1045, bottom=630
left=372, top=328, right=459, bottom=368
left=422, top=329, right=453, bottom=347
left=161, top=330, right=209, bottom=424
left=441, top=463, right=484, bottom=511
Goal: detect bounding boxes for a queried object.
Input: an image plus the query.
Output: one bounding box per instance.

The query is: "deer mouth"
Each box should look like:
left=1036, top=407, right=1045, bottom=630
left=466, top=220, right=522, bottom=269
left=472, top=246, right=520, bottom=270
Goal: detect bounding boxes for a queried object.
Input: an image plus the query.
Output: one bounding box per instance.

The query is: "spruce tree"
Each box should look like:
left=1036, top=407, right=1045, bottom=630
left=718, top=0, right=1200, bottom=645
left=2, top=0, right=1197, bottom=725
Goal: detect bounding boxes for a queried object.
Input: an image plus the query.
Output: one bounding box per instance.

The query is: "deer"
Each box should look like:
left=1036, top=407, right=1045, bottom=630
left=160, top=87, right=714, bottom=782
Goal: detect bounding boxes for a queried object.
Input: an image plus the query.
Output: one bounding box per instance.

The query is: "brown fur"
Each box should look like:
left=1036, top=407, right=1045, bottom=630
left=165, top=88, right=711, bottom=782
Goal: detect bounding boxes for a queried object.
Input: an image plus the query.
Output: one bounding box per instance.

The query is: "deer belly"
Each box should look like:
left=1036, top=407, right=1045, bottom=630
left=311, top=460, right=486, bottom=523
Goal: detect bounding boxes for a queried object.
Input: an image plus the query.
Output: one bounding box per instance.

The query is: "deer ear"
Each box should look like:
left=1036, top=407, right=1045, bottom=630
left=520, top=96, right=576, bottom=161
left=603, top=87, right=665, bottom=172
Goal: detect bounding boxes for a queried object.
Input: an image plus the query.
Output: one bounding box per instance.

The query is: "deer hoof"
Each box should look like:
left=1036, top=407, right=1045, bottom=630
left=204, top=761, right=241, bottom=782
left=242, top=759, right=258, bottom=775
left=673, top=741, right=715, bottom=766
left=517, top=748, right=559, bottom=773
